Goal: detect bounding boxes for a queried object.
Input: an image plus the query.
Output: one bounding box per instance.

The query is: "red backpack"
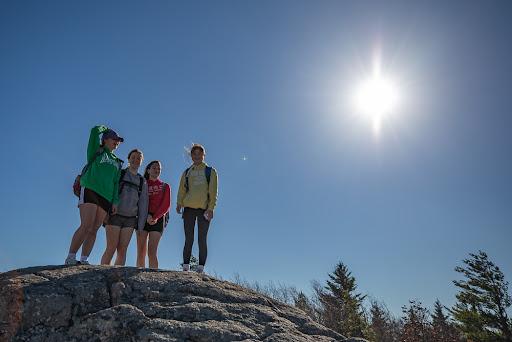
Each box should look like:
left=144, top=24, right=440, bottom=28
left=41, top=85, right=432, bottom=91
left=72, top=148, right=104, bottom=197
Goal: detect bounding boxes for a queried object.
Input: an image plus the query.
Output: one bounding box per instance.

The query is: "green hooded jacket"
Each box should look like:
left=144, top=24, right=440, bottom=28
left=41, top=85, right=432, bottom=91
left=80, top=125, right=123, bottom=204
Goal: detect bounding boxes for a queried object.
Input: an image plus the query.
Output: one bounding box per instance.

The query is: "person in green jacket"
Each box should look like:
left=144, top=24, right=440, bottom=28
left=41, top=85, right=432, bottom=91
left=65, top=125, right=124, bottom=265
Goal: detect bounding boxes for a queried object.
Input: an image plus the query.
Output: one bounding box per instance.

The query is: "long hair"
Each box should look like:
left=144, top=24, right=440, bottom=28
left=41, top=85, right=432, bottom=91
left=144, top=160, right=160, bottom=180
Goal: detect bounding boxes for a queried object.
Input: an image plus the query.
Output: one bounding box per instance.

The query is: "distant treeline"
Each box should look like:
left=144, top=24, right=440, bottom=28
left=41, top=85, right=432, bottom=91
left=231, top=251, right=512, bottom=342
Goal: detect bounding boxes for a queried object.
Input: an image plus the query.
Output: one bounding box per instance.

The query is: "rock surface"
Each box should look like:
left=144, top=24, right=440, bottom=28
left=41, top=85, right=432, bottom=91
left=0, top=265, right=366, bottom=342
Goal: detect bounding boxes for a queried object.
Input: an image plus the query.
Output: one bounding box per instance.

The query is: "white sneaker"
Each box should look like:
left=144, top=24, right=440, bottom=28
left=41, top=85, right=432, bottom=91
left=182, top=264, right=190, bottom=271
left=65, top=256, right=78, bottom=265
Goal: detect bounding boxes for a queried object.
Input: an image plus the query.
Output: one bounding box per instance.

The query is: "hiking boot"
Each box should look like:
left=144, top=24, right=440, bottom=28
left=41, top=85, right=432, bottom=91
left=65, top=256, right=78, bottom=265
left=196, top=265, right=204, bottom=274
left=78, top=260, right=90, bottom=265
left=182, top=264, right=190, bottom=272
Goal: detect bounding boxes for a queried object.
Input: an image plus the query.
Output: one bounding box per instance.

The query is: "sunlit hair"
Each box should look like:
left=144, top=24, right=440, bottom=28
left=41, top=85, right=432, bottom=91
left=144, top=160, right=161, bottom=180
left=128, top=149, right=143, bottom=159
left=189, top=143, right=206, bottom=155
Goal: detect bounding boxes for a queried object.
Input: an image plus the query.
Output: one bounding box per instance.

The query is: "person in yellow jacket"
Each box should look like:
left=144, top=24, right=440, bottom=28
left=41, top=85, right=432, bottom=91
left=176, top=144, right=218, bottom=273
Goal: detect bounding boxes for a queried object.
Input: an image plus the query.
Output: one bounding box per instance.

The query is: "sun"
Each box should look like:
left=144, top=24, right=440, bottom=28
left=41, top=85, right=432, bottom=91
left=352, top=59, right=400, bottom=134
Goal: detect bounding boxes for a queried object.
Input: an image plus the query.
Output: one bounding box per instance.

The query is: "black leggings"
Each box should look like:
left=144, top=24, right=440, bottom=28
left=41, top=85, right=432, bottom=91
left=182, top=208, right=210, bottom=266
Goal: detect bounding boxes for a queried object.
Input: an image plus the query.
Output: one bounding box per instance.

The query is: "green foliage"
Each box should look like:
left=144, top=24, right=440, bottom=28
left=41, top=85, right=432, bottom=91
left=369, top=300, right=401, bottom=342
left=317, top=262, right=369, bottom=338
left=180, top=255, right=199, bottom=271
left=294, top=291, right=317, bottom=320
left=452, top=251, right=512, bottom=342
left=431, top=299, right=462, bottom=342
left=401, top=300, right=432, bottom=342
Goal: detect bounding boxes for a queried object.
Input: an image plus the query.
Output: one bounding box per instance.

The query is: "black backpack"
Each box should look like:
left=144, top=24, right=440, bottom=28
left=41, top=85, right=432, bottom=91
left=184, top=166, right=213, bottom=192
left=119, top=168, right=144, bottom=196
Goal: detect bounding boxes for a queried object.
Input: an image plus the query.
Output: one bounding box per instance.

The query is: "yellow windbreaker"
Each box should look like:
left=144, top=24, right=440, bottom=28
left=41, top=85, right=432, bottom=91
left=177, top=162, right=218, bottom=210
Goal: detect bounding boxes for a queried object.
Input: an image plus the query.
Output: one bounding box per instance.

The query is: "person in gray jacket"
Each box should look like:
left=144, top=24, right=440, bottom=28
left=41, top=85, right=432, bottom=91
left=100, top=149, right=149, bottom=266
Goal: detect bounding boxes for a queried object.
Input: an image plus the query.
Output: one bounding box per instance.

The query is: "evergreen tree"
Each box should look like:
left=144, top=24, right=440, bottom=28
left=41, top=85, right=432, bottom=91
left=369, top=300, right=401, bottom=342
left=294, top=291, right=317, bottom=321
left=318, top=262, right=368, bottom=338
left=180, top=255, right=199, bottom=271
left=452, top=251, right=512, bottom=342
left=401, top=300, right=432, bottom=342
left=431, top=299, right=462, bottom=342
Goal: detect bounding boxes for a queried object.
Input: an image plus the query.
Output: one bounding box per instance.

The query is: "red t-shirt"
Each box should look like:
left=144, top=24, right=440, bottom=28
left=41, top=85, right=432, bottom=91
left=146, top=178, right=171, bottom=221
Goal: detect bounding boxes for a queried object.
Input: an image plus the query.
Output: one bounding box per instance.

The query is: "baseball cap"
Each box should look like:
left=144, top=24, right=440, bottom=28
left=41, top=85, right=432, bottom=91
left=102, top=129, right=124, bottom=142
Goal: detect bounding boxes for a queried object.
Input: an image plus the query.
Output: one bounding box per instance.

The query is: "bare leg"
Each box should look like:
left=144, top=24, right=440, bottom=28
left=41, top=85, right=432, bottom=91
left=136, top=230, right=149, bottom=268
left=68, top=203, right=99, bottom=254
left=114, top=227, right=134, bottom=266
left=101, top=225, right=121, bottom=265
left=148, top=231, right=162, bottom=269
left=81, top=207, right=107, bottom=258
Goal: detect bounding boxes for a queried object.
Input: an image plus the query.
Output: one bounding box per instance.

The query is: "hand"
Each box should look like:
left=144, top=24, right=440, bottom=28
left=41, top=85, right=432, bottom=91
left=146, top=215, right=153, bottom=224
left=111, top=205, right=118, bottom=216
left=176, top=205, right=183, bottom=214
left=149, top=218, right=157, bottom=225
left=205, top=209, right=214, bottom=221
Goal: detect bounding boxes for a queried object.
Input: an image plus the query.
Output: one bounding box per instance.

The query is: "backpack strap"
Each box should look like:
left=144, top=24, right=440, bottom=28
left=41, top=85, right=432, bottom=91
left=184, top=167, right=192, bottom=192
left=205, top=166, right=212, bottom=185
left=138, top=175, right=144, bottom=194
left=80, top=147, right=104, bottom=176
left=205, top=166, right=213, bottom=203
left=118, top=168, right=127, bottom=194
left=163, top=183, right=170, bottom=227
left=184, top=166, right=213, bottom=193
left=119, top=170, right=144, bottom=196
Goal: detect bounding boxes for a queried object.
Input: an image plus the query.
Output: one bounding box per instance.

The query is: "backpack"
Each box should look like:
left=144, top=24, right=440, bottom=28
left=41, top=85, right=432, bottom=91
left=119, top=169, right=144, bottom=196
left=72, top=148, right=104, bottom=197
left=184, top=166, right=213, bottom=192
left=161, top=183, right=170, bottom=227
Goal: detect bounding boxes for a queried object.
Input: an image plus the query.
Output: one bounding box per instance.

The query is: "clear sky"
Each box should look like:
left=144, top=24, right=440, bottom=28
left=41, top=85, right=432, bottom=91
left=1, top=1, right=511, bottom=316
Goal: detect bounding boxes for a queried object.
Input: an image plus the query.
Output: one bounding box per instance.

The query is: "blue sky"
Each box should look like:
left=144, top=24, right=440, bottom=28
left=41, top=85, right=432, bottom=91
left=1, top=1, right=511, bottom=316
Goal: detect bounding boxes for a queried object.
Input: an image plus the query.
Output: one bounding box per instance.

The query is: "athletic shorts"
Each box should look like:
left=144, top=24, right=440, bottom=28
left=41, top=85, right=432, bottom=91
left=144, top=216, right=164, bottom=234
left=107, top=214, right=137, bottom=229
left=79, top=187, right=112, bottom=214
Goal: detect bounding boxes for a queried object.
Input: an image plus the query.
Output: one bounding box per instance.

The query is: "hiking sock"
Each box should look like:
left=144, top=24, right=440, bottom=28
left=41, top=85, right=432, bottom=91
left=80, top=255, right=89, bottom=262
left=67, top=253, right=76, bottom=260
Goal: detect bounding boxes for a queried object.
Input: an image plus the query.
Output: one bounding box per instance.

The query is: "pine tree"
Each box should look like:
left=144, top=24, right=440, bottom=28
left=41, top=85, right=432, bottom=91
left=401, top=300, right=432, bottom=342
left=452, top=251, right=512, bottom=342
left=431, top=299, right=462, bottom=342
left=318, top=262, right=368, bottom=338
left=294, top=291, right=317, bottom=320
left=180, top=255, right=199, bottom=271
left=369, top=300, right=401, bottom=342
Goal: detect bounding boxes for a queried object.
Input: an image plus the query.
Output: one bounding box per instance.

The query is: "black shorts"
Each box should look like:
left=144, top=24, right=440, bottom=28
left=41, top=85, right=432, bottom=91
left=107, top=214, right=137, bottom=229
left=79, top=187, right=112, bottom=213
left=144, top=216, right=164, bottom=233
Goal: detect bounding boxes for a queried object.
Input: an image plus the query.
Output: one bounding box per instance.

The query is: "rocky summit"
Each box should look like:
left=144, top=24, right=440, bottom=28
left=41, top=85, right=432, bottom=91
left=0, top=265, right=367, bottom=342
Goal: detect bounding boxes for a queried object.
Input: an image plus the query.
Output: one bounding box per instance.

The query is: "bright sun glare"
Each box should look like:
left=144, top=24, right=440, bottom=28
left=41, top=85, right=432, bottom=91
left=353, top=58, right=400, bottom=134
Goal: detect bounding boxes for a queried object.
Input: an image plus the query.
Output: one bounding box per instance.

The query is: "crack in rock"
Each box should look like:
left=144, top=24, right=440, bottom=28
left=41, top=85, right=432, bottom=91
left=0, top=266, right=362, bottom=342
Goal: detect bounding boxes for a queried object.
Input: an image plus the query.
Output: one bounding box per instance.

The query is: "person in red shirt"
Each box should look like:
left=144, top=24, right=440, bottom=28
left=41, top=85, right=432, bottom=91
left=136, top=160, right=171, bottom=268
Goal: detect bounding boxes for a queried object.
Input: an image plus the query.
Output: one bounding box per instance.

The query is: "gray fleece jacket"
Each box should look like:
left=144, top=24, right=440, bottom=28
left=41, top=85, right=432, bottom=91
left=116, top=168, right=149, bottom=230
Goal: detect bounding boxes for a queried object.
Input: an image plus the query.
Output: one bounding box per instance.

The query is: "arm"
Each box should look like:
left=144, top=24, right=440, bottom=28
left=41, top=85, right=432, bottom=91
left=137, top=179, right=149, bottom=230
left=176, top=171, right=186, bottom=213
left=207, top=168, right=218, bottom=211
left=177, top=171, right=186, bottom=207
left=86, top=125, right=108, bottom=163
left=111, top=165, right=121, bottom=206
left=153, top=183, right=171, bottom=221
